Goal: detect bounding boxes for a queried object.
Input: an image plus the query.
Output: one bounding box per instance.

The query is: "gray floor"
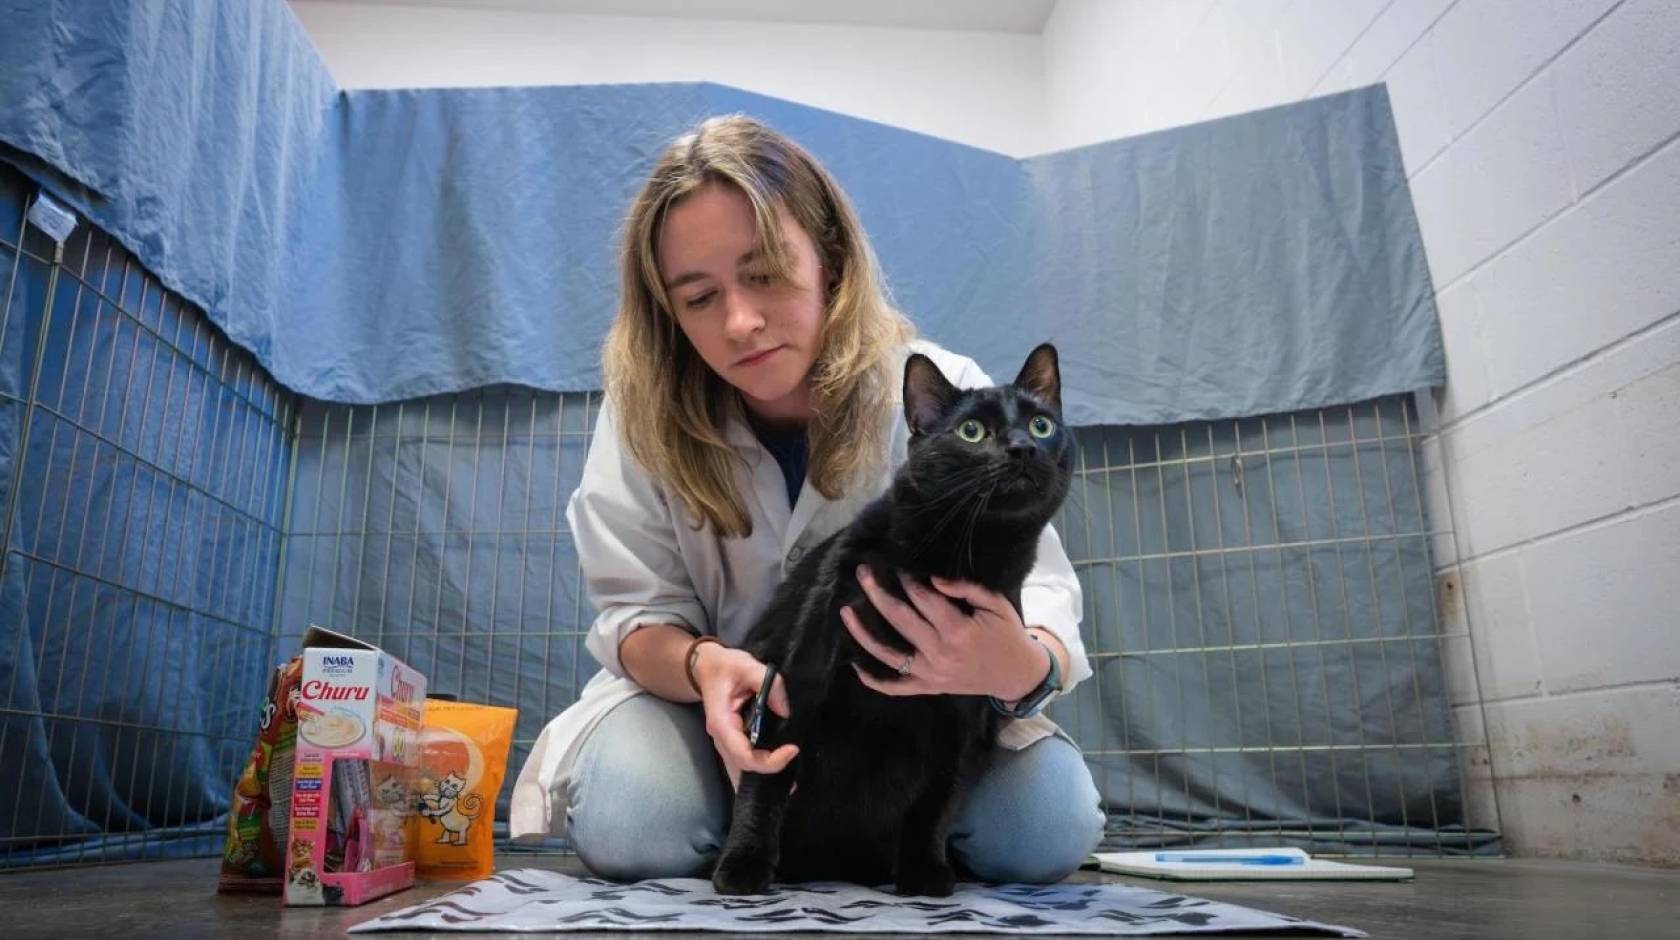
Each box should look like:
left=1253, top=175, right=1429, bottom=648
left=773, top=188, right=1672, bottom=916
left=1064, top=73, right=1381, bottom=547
left=1, top=854, right=1675, bottom=939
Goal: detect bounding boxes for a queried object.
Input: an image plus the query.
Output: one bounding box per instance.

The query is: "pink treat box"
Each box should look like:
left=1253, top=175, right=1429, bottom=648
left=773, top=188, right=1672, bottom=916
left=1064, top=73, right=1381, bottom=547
left=283, top=626, right=427, bottom=907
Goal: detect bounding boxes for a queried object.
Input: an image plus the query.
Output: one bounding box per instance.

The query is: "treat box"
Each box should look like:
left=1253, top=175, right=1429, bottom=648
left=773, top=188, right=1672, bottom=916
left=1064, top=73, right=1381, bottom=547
left=284, top=626, right=427, bottom=907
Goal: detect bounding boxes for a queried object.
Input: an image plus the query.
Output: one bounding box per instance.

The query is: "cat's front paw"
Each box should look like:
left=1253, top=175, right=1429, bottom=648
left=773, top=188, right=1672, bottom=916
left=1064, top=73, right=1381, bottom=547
left=895, top=861, right=956, bottom=898
left=712, top=848, right=775, bottom=895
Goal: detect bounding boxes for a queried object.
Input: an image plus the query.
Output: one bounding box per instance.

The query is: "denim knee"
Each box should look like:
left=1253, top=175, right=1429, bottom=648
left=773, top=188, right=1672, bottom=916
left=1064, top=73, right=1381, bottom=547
left=950, top=736, right=1105, bottom=884
left=565, top=695, right=730, bottom=880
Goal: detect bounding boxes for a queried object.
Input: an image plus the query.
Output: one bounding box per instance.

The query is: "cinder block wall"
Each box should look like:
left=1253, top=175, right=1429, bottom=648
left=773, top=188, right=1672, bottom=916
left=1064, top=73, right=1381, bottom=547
left=1043, top=0, right=1680, bottom=866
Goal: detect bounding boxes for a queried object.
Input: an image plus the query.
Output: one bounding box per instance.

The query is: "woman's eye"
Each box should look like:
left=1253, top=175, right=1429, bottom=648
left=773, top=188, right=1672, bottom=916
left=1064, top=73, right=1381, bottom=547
left=957, top=420, right=986, bottom=443
left=682, top=291, right=715, bottom=310
left=1029, top=415, right=1056, bottom=438
left=742, top=271, right=775, bottom=287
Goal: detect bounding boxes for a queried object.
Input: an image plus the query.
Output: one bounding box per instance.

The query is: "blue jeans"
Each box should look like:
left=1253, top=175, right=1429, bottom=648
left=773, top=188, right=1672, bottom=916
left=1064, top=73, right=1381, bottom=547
left=566, top=694, right=1104, bottom=884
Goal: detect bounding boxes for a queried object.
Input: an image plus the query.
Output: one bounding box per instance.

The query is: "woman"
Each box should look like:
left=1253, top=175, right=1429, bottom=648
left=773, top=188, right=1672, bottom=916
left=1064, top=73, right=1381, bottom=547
left=509, top=115, right=1103, bottom=885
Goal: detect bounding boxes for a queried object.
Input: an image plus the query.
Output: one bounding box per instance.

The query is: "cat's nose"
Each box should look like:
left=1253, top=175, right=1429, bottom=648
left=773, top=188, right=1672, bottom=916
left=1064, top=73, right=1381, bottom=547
left=1006, top=429, right=1036, bottom=459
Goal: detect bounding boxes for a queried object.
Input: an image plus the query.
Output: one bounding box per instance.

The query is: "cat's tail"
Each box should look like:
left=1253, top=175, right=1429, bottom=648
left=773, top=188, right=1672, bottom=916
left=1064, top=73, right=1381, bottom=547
left=459, top=793, right=483, bottom=817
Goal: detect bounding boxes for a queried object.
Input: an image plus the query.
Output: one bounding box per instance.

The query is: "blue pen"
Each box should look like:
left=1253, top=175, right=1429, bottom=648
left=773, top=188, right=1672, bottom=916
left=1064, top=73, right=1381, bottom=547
left=1154, top=853, right=1305, bottom=866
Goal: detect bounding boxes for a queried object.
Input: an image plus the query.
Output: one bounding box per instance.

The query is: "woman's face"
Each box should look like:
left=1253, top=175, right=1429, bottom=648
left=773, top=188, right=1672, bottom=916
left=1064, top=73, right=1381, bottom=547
left=657, top=182, right=826, bottom=428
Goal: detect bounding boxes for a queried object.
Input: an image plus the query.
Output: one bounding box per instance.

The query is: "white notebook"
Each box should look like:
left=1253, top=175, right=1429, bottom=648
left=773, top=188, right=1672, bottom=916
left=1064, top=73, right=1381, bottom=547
left=1090, top=846, right=1414, bottom=881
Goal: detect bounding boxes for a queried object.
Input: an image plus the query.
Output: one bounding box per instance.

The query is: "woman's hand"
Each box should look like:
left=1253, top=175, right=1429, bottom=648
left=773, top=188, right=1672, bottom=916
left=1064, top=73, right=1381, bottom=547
left=692, top=644, right=797, bottom=790
left=841, top=565, right=1047, bottom=701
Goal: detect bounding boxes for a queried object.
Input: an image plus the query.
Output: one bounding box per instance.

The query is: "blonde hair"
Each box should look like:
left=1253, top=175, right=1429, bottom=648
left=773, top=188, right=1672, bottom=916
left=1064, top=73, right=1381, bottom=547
left=603, top=115, right=914, bottom=538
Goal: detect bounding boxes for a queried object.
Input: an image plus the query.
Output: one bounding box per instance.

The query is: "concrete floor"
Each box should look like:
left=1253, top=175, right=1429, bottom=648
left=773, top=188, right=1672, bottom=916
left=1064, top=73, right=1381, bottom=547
left=0, top=855, right=1675, bottom=939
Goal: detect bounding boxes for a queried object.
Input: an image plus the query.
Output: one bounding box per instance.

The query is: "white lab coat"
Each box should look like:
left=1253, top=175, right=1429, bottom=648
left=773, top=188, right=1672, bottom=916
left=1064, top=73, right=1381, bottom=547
left=508, top=340, right=1091, bottom=842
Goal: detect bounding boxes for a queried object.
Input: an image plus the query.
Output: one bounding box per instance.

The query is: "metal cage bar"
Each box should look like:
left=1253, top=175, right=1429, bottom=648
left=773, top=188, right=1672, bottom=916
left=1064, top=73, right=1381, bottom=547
left=0, top=182, right=296, bottom=868
left=1058, top=400, right=1499, bottom=854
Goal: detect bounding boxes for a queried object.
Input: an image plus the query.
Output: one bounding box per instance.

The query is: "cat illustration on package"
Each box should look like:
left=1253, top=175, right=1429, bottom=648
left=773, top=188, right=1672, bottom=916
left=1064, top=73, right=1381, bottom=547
left=287, top=837, right=324, bottom=904
left=418, top=771, right=481, bottom=845
left=372, top=773, right=417, bottom=867
left=376, top=774, right=409, bottom=810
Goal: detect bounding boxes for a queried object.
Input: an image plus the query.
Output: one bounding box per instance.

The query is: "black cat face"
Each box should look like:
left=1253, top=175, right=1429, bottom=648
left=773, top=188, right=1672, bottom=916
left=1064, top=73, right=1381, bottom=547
left=900, top=344, right=1072, bottom=525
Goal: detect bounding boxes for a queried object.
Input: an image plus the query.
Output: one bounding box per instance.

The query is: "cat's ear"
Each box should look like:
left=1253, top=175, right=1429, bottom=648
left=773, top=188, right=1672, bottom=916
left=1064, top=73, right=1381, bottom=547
left=1013, top=343, right=1061, bottom=413
left=904, top=353, right=958, bottom=435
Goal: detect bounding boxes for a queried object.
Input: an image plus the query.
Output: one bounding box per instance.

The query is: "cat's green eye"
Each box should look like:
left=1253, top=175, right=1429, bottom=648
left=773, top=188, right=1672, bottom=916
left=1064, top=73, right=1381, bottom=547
left=956, top=419, right=987, bottom=443
left=1029, top=415, right=1057, bottom=438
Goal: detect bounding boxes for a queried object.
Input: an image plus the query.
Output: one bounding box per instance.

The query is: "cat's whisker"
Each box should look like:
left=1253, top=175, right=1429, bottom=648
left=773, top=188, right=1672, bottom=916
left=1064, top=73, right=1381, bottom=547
left=959, top=477, right=1002, bottom=575
left=905, top=463, right=1011, bottom=564
left=905, top=492, right=981, bottom=562
left=907, top=462, right=1003, bottom=505
left=906, top=481, right=992, bottom=562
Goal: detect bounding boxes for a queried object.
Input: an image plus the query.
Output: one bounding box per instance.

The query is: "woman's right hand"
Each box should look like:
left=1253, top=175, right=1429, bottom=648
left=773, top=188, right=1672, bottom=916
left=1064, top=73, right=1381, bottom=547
left=692, top=644, right=798, bottom=789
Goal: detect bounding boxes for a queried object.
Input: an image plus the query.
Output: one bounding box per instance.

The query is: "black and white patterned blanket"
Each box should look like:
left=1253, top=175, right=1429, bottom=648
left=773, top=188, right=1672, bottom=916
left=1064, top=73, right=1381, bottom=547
left=350, top=869, right=1362, bottom=936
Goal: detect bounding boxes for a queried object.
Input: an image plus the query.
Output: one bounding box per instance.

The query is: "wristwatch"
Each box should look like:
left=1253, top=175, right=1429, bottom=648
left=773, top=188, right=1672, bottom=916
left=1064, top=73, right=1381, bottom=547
left=990, top=635, right=1062, bottom=719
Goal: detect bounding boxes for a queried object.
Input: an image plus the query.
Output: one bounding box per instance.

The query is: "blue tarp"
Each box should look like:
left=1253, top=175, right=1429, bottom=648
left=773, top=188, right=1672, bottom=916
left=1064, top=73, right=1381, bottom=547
left=1, top=0, right=1443, bottom=424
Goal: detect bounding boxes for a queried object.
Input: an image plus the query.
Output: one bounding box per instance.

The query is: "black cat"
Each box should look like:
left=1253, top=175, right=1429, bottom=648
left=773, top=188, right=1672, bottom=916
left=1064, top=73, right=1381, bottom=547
left=711, top=343, right=1074, bottom=897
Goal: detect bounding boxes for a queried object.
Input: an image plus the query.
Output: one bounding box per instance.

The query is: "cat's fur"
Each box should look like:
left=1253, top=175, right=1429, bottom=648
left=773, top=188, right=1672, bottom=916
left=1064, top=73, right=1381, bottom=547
left=712, top=343, right=1073, bottom=897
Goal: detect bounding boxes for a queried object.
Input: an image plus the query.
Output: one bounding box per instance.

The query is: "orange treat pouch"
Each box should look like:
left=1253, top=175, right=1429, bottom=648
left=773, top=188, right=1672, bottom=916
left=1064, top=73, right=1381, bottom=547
left=413, top=699, right=517, bottom=880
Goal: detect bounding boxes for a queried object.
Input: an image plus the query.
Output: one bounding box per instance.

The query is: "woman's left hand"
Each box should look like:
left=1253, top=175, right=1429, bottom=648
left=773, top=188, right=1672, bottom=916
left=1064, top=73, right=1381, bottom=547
left=841, top=564, right=1044, bottom=701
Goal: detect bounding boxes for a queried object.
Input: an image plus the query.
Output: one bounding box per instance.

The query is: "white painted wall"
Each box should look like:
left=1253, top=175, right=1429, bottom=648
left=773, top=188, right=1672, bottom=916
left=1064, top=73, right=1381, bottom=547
left=287, top=1, right=1047, bottom=156
left=1045, top=0, right=1680, bottom=866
